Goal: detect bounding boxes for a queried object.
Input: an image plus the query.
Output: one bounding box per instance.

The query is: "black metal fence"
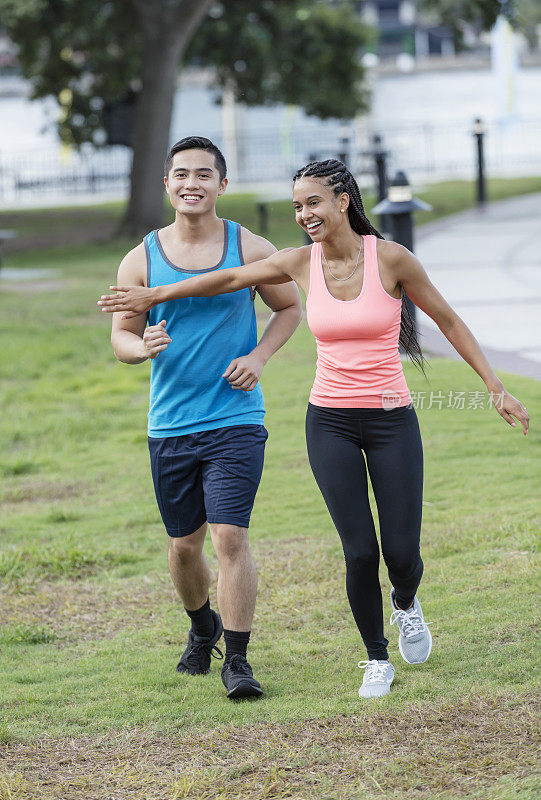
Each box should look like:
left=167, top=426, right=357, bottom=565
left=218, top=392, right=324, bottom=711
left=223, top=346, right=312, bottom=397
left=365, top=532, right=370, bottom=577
left=0, top=145, right=131, bottom=204
left=0, top=118, right=539, bottom=204
left=211, top=117, right=541, bottom=186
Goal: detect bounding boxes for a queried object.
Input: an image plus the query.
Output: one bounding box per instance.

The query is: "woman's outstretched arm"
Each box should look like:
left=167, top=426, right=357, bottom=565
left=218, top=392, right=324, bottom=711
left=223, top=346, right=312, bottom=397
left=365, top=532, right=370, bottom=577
left=387, top=242, right=530, bottom=435
left=98, top=247, right=302, bottom=319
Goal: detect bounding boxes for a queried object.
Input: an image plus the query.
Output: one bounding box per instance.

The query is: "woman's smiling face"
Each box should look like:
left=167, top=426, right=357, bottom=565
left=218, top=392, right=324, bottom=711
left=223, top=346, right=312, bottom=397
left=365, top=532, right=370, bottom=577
left=292, top=177, right=349, bottom=241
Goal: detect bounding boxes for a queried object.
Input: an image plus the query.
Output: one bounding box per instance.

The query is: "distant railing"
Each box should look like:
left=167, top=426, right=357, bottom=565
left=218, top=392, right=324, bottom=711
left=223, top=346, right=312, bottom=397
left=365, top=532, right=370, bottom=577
left=0, top=118, right=539, bottom=204
left=0, top=145, right=131, bottom=204
left=211, top=117, right=541, bottom=186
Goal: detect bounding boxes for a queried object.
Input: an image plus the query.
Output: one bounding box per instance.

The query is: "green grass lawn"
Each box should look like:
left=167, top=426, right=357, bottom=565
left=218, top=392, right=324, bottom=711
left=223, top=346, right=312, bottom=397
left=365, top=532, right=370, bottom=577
left=0, top=184, right=540, bottom=799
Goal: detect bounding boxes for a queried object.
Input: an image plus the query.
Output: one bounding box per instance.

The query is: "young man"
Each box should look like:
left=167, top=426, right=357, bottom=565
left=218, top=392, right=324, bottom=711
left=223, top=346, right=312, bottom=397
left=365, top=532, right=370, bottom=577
left=110, top=136, right=302, bottom=698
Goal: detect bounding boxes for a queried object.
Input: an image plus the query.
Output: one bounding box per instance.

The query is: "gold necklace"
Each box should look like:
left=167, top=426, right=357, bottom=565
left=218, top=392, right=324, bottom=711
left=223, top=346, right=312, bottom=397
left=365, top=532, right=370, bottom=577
left=321, top=242, right=362, bottom=282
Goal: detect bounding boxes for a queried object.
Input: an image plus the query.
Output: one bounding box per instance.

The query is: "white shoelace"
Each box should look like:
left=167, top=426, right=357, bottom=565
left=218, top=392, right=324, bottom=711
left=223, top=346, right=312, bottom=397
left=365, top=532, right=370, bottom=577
left=357, top=659, right=391, bottom=684
left=389, top=606, right=432, bottom=638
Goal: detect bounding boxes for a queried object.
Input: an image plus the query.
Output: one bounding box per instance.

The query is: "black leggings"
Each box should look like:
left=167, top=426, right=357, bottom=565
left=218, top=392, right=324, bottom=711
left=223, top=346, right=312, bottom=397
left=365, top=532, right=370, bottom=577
left=305, top=403, right=424, bottom=660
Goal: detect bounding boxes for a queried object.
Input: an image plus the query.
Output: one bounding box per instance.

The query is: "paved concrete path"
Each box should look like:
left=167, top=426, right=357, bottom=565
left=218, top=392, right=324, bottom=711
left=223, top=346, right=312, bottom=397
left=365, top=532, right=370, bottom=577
left=414, top=192, right=541, bottom=381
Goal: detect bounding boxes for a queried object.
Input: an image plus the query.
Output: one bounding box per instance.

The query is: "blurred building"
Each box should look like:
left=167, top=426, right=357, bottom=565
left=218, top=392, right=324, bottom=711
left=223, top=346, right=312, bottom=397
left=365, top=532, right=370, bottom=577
left=356, top=0, right=455, bottom=60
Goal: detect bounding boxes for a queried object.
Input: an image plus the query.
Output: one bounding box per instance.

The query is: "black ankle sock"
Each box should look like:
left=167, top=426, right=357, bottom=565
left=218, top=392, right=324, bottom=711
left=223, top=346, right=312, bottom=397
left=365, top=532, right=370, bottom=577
left=224, top=629, right=250, bottom=662
left=185, top=598, right=214, bottom=638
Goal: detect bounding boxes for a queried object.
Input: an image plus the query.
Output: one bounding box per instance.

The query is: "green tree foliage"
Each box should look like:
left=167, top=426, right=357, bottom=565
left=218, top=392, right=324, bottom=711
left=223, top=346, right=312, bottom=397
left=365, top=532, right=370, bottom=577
left=418, top=0, right=501, bottom=33
left=0, top=0, right=142, bottom=146
left=0, top=1, right=369, bottom=147
left=187, top=1, right=370, bottom=120
left=0, top=0, right=370, bottom=234
left=419, top=0, right=539, bottom=51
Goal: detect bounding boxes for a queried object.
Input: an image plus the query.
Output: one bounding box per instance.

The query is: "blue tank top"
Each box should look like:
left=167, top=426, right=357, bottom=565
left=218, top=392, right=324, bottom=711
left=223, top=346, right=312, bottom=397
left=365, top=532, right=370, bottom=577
left=145, top=220, right=265, bottom=437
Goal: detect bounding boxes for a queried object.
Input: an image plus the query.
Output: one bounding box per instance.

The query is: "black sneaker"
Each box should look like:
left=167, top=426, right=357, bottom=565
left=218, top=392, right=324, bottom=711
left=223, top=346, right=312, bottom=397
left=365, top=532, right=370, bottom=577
left=176, top=609, right=223, bottom=675
left=221, top=655, right=263, bottom=699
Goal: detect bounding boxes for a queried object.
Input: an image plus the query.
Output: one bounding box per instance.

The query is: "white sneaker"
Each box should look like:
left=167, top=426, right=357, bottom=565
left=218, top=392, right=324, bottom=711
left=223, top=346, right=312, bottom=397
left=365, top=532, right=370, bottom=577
left=358, top=659, right=395, bottom=698
left=390, top=590, right=433, bottom=664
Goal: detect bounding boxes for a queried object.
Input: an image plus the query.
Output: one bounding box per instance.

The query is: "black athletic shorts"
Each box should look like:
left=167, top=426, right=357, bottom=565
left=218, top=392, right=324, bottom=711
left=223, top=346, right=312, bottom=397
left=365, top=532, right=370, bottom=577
left=148, top=425, right=268, bottom=537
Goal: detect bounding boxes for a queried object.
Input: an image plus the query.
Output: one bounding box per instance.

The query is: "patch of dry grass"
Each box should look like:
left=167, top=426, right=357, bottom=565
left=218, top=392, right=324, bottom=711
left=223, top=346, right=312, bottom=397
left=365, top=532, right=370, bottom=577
left=0, top=694, right=538, bottom=799
left=0, top=280, right=68, bottom=295
left=0, top=577, right=176, bottom=644
left=0, top=536, right=341, bottom=645
left=0, top=479, right=91, bottom=506
left=0, top=537, right=335, bottom=654
left=253, top=537, right=345, bottom=635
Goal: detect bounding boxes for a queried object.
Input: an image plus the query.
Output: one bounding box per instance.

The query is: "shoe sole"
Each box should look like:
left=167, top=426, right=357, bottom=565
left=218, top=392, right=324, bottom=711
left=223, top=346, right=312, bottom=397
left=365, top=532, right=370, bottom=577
left=358, top=687, right=391, bottom=698
left=226, top=681, right=263, bottom=699
left=176, top=665, right=210, bottom=676
left=398, top=627, right=432, bottom=664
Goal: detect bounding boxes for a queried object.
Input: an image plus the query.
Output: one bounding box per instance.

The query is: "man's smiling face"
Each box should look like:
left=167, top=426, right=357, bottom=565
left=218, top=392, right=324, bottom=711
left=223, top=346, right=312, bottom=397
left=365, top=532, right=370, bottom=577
left=164, top=149, right=227, bottom=215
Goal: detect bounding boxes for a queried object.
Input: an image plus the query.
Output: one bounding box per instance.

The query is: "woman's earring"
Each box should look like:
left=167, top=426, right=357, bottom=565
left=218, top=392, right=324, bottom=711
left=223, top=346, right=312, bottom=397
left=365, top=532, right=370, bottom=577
left=341, top=208, right=345, bottom=213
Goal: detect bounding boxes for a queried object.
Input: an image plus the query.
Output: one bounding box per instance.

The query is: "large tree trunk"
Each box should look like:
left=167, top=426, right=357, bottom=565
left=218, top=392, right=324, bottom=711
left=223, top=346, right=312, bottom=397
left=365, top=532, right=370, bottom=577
left=120, top=0, right=213, bottom=238
left=120, top=32, right=181, bottom=238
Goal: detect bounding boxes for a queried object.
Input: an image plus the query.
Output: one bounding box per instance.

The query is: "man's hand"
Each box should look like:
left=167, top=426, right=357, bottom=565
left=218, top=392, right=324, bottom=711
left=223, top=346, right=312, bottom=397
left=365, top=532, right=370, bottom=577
left=98, top=285, right=157, bottom=318
left=143, top=320, right=171, bottom=359
left=223, top=352, right=265, bottom=391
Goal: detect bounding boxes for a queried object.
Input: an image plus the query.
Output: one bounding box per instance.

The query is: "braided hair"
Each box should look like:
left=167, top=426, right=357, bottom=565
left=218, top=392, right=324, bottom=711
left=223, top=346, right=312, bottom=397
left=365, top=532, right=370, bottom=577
left=293, top=159, right=425, bottom=372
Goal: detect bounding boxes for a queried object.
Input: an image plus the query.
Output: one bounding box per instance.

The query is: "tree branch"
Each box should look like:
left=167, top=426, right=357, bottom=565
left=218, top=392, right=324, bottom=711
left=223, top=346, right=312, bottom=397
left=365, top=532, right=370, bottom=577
left=128, top=0, right=213, bottom=42
left=127, top=0, right=162, bottom=39
left=173, top=0, right=214, bottom=45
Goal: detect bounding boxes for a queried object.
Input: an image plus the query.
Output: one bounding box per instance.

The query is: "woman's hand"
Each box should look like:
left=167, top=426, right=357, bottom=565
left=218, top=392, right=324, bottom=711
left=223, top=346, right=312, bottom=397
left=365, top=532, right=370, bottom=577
left=490, top=389, right=530, bottom=435
left=98, top=285, right=157, bottom=319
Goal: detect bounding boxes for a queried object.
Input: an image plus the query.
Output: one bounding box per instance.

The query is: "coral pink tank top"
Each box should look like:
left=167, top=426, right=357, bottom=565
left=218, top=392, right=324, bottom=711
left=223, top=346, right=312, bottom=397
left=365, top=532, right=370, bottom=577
left=306, top=236, right=411, bottom=409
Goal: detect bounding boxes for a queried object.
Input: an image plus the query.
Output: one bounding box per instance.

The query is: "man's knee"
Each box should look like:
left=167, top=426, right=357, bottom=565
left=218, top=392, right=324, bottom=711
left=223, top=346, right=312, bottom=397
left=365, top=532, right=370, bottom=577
left=168, top=525, right=206, bottom=563
left=210, top=524, right=249, bottom=562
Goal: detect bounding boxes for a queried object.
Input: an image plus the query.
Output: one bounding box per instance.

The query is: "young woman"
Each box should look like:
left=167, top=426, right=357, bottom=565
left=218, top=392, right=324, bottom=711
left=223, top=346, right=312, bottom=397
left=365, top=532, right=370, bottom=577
left=99, top=159, right=529, bottom=699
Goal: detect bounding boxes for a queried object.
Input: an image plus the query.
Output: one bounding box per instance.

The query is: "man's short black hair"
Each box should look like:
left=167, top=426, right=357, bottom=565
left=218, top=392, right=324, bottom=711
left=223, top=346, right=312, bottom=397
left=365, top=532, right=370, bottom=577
left=164, top=136, right=227, bottom=181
